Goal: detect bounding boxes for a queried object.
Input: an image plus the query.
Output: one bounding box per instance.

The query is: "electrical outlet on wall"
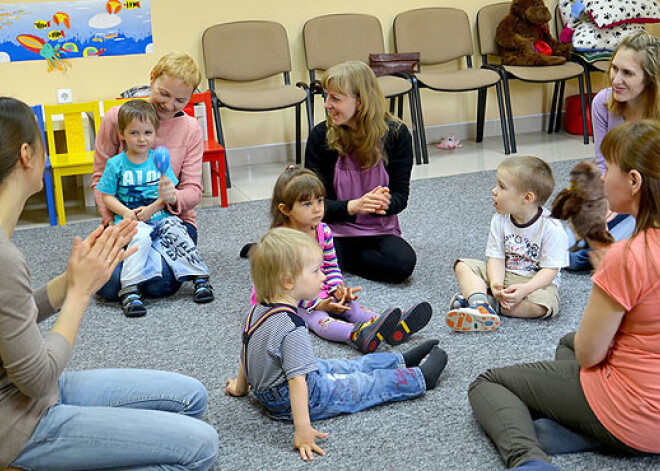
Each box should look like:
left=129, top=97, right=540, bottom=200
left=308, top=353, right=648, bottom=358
left=57, top=88, right=73, bottom=104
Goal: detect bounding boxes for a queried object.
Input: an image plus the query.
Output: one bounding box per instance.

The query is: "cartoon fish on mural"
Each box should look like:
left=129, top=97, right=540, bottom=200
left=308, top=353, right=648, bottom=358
left=52, top=12, right=70, bottom=29
left=92, top=36, right=104, bottom=43
left=34, top=20, right=50, bottom=29
left=16, top=34, right=71, bottom=72
left=47, top=30, right=66, bottom=40
left=107, top=0, right=122, bottom=14
left=61, top=42, right=79, bottom=53
left=124, top=1, right=141, bottom=9
left=83, top=46, right=106, bottom=57
left=104, top=33, right=118, bottom=39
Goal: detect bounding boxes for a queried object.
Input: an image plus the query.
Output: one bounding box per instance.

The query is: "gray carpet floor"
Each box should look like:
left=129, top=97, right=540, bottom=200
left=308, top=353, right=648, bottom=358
left=14, top=159, right=660, bottom=470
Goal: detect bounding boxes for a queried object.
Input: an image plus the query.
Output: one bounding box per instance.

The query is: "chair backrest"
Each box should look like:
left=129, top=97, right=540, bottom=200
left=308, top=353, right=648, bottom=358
left=394, top=8, right=473, bottom=65
left=303, top=14, right=385, bottom=72
left=183, top=91, right=215, bottom=142
left=102, top=97, right=148, bottom=115
left=43, top=102, right=102, bottom=156
left=202, top=21, right=292, bottom=81
left=477, top=2, right=511, bottom=59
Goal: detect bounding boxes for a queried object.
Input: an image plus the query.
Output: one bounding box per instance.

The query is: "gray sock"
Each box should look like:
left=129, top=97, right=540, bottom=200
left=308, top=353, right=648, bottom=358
left=467, top=292, right=488, bottom=307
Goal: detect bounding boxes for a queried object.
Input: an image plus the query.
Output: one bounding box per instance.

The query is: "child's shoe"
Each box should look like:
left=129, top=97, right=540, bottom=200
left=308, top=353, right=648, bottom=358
left=448, top=293, right=469, bottom=310
left=386, top=301, right=433, bottom=345
left=193, top=277, right=214, bottom=303
left=121, top=292, right=147, bottom=318
left=445, top=303, right=500, bottom=332
left=349, top=308, right=401, bottom=353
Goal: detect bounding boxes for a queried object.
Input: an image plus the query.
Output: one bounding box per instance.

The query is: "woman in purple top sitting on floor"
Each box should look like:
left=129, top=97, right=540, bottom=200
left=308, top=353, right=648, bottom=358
left=567, top=31, right=660, bottom=271
left=305, top=61, right=416, bottom=283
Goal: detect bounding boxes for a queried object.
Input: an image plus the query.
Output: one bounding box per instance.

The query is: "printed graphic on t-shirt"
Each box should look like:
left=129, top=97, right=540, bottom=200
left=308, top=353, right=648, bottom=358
left=504, top=232, right=540, bottom=273
left=119, top=169, right=164, bottom=219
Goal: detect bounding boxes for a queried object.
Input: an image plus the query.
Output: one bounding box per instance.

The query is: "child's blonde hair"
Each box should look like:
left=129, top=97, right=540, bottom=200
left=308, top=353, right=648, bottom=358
left=270, top=166, right=326, bottom=228
left=250, top=227, right=322, bottom=304
left=117, top=99, right=159, bottom=134
left=322, top=61, right=399, bottom=168
left=498, top=156, right=555, bottom=205
left=151, top=52, right=202, bottom=91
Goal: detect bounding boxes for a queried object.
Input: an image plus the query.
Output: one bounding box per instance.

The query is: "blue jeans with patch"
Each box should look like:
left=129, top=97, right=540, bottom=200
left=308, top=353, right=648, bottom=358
left=10, top=369, right=218, bottom=471
left=97, top=222, right=198, bottom=300
left=253, top=353, right=426, bottom=421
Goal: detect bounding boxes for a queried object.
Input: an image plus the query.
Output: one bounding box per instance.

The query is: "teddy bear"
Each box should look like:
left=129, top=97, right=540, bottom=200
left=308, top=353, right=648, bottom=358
left=551, top=160, right=614, bottom=251
left=496, top=0, right=573, bottom=66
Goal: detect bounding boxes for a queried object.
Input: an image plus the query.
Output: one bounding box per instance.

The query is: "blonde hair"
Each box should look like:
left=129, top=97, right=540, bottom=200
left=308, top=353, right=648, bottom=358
left=607, top=32, right=660, bottom=120
left=498, top=156, right=555, bottom=205
left=322, top=61, right=400, bottom=168
left=117, top=99, right=159, bottom=133
left=270, top=166, right=326, bottom=228
left=151, top=52, right=202, bottom=90
left=250, top=227, right=322, bottom=304
left=601, top=120, right=660, bottom=235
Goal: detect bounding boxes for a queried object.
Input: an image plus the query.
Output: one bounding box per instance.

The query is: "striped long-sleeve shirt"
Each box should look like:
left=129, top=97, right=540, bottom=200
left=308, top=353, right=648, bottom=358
left=300, top=223, right=344, bottom=309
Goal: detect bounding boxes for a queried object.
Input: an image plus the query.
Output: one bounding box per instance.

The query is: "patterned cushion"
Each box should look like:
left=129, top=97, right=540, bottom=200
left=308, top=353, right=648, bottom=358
left=585, top=0, right=660, bottom=29
left=573, top=21, right=646, bottom=51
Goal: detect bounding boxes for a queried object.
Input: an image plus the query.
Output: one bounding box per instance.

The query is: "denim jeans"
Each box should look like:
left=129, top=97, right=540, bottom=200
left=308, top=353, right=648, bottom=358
left=253, top=353, right=426, bottom=421
left=10, top=369, right=218, bottom=471
left=565, top=214, right=635, bottom=271
left=98, top=222, right=198, bottom=301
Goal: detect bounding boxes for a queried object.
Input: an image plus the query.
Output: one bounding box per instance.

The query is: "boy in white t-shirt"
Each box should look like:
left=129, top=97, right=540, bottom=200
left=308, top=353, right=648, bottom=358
left=446, top=156, right=569, bottom=332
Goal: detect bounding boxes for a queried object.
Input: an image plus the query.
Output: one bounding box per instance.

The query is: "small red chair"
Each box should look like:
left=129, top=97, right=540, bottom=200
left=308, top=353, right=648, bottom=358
left=183, top=91, right=228, bottom=207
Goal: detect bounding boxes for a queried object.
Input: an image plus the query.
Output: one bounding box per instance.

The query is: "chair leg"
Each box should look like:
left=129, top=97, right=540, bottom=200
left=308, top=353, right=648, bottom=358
left=210, top=89, right=231, bottom=188
left=397, top=95, right=404, bottom=119
left=305, top=90, right=314, bottom=133
left=43, top=166, right=57, bottom=226
left=412, top=77, right=429, bottom=164
left=501, top=75, right=517, bottom=153
left=584, top=68, right=594, bottom=140
left=389, top=97, right=395, bottom=114
left=495, top=82, right=510, bottom=155
left=218, top=154, right=228, bottom=208
left=210, top=160, right=219, bottom=198
left=53, top=172, right=66, bottom=226
left=555, top=80, right=566, bottom=133
left=295, top=104, right=302, bottom=165
left=476, top=87, right=486, bottom=143
left=548, top=81, right=559, bottom=134
left=408, top=89, right=422, bottom=165
left=578, top=75, right=589, bottom=145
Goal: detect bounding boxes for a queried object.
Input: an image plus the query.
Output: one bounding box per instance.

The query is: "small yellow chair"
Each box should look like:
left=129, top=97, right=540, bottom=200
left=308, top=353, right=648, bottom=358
left=44, top=102, right=102, bottom=225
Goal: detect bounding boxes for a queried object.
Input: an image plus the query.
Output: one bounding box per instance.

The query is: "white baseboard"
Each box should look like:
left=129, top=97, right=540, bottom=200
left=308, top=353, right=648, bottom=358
left=225, top=113, right=557, bottom=168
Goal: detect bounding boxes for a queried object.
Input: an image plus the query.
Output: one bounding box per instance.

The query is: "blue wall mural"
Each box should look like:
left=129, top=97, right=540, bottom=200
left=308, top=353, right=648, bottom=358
left=0, top=0, right=152, bottom=71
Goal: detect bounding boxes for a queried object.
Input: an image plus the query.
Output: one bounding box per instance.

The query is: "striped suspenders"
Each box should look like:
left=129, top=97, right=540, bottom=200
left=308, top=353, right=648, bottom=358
left=242, top=304, right=300, bottom=383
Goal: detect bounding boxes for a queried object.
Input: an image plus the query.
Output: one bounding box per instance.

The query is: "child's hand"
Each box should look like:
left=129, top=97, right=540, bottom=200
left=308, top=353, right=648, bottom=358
left=490, top=283, right=511, bottom=310
left=158, top=177, right=177, bottom=205
left=294, top=424, right=327, bottom=462
left=122, top=208, right=138, bottom=221
left=332, top=283, right=361, bottom=303
left=135, top=203, right=160, bottom=222
left=225, top=378, right=249, bottom=397
left=501, top=284, right=529, bottom=307
left=315, top=296, right=350, bottom=315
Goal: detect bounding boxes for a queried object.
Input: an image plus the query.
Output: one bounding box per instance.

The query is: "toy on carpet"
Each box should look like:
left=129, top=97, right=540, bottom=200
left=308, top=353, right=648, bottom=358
left=437, top=134, right=463, bottom=150
left=495, top=0, right=573, bottom=66
left=551, top=160, right=614, bottom=251
left=153, top=146, right=170, bottom=176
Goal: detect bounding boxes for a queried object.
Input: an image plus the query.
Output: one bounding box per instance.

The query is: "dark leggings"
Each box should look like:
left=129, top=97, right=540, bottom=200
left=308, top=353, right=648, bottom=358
left=97, top=222, right=198, bottom=301
left=333, top=234, right=416, bottom=283
left=468, top=332, right=644, bottom=468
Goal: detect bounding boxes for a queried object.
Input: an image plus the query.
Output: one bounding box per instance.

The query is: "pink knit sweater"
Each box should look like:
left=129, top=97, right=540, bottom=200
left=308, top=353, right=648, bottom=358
left=92, top=105, right=204, bottom=227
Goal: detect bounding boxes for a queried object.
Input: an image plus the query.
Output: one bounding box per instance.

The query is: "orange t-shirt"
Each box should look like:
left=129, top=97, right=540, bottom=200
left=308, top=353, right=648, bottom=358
left=581, top=229, right=660, bottom=453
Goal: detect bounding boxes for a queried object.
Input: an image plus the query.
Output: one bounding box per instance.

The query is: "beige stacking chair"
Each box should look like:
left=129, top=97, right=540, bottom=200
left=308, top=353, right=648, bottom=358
left=477, top=2, right=590, bottom=153
left=202, top=21, right=312, bottom=184
left=394, top=7, right=511, bottom=155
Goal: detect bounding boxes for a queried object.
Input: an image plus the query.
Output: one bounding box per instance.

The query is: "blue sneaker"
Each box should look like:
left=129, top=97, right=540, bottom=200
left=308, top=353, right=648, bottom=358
left=446, top=302, right=500, bottom=332
left=448, top=293, right=469, bottom=310
left=121, top=292, right=147, bottom=318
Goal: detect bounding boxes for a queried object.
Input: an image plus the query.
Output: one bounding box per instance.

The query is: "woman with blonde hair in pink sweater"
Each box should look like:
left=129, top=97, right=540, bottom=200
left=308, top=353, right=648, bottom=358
left=92, top=52, right=214, bottom=304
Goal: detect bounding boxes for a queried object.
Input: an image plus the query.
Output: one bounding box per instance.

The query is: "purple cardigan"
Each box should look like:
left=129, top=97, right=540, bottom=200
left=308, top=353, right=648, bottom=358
left=592, top=88, right=625, bottom=173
